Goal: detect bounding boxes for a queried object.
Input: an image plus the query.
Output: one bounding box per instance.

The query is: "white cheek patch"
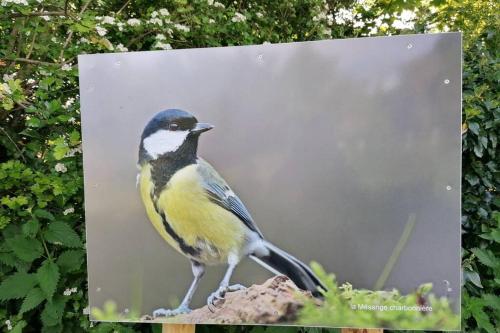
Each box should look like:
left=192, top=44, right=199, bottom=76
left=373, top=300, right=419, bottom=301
left=143, top=129, right=189, bottom=159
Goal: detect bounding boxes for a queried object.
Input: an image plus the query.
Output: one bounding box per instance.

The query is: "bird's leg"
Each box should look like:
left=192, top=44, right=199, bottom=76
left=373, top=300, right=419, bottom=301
left=207, top=256, right=246, bottom=310
left=153, top=260, right=205, bottom=318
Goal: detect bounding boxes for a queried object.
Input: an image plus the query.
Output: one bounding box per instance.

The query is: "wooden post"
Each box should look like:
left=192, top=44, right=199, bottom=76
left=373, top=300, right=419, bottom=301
left=162, top=324, right=196, bottom=333
left=341, top=329, right=383, bottom=333
left=161, top=325, right=381, bottom=333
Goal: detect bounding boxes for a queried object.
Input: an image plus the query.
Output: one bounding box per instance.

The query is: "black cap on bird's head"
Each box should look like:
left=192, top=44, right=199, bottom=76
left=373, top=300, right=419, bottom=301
left=138, top=109, right=213, bottom=164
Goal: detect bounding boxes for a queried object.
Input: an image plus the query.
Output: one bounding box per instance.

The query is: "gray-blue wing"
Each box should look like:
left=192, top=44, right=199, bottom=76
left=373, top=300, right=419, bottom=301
left=197, top=158, right=264, bottom=238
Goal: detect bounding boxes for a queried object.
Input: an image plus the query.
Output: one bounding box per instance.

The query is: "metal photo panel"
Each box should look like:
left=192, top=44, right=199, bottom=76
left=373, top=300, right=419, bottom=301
left=79, top=33, right=461, bottom=330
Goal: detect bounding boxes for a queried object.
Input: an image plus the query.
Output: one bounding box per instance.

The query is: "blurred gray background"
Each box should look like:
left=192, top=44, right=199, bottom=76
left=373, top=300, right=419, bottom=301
left=79, top=33, right=461, bottom=319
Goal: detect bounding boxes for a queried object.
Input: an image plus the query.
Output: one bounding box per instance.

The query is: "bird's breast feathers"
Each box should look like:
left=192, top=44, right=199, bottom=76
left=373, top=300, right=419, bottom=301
left=139, top=162, right=246, bottom=264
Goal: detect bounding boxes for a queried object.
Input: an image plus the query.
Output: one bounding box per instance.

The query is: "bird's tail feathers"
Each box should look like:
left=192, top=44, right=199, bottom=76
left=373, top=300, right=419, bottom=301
left=250, top=241, right=326, bottom=297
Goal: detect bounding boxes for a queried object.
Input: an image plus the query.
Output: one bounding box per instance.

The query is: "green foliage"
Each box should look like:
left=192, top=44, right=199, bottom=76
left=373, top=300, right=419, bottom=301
left=0, top=271, right=37, bottom=301
left=0, top=0, right=498, bottom=332
left=299, top=263, right=460, bottom=330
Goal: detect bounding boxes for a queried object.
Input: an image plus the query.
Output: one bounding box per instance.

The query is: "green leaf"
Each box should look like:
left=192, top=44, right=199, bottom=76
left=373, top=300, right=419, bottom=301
left=472, top=248, right=498, bottom=268
left=37, top=260, right=60, bottom=300
left=468, top=122, right=480, bottom=135
left=6, top=235, right=44, bottom=262
left=473, top=143, right=484, bottom=157
left=0, top=252, right=31, bottom=271
left=417, top=282, right=433, bottom=294
left=22, top=218, right=40, bottom=238
left=470, top=302, right=495, bottom=333
left=463, top=269, right=483, bottom=288
left=465, top=173, right=479, bottom=186
left=41, top=297, right=66, bottom=327
left=0, top=271, right=37, bottom=301
left=57, top=249, right=85, bottom=273
left=42, top=324, right=62, bottom=333
left=482, top=294, right=500, bottom=311
left=20, top=288, right=46, bottom=314
left=53, top=145, right=69, bottom=160
left=26, top=117, right=42, bottom=127
left=10, top=321, right=27, bottom=333
left=34, top=209, right=55, bottom=221
left=43, top=221, right=82, bottom=248
left=0, top=252, right=18, bottom=267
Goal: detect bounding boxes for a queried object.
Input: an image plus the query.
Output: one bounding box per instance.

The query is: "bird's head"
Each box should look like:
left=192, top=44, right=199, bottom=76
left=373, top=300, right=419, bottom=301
left=138, top=109, right=213, bottom=164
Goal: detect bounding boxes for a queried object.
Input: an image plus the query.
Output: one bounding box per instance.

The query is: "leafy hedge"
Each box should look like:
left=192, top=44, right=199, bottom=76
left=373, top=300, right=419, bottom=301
left=0, top=0, right=498, bottom=332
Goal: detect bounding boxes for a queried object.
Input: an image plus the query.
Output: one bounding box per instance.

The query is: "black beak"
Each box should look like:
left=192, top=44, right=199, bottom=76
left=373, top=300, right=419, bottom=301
left=191, top=122, right=214, bottom=134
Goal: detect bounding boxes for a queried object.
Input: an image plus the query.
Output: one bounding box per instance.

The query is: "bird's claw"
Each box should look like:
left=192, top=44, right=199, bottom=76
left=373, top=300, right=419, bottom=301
left=153, top=305, right=191, bottom=318
left=207, top=284, right=246, bottom=312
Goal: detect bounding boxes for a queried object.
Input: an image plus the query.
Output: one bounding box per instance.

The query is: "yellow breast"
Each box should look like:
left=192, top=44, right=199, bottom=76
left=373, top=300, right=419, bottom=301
left=139, top=163, right=245, bottom=264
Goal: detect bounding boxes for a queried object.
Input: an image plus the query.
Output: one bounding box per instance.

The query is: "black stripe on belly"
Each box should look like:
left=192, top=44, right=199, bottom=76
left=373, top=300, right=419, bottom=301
left=152, top=195, right=200, bottom=257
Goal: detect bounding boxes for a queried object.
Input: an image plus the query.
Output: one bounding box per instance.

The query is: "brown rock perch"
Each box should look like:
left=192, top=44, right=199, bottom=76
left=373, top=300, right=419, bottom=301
left=147, top=275, right=315, bottom=324
left=181, top=275, right=312, bottom=324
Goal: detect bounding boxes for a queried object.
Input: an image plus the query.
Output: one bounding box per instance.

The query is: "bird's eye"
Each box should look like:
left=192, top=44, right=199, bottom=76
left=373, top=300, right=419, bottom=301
left=169, top=123, right=179, bottom=131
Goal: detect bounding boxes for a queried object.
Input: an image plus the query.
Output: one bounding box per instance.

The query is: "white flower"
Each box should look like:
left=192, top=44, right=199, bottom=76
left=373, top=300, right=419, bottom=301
left=353, top=20, right=365, bottom=28
left=115, top=43, right=128, bottom=52
left=155, top=42, right=172, bottom=50
left=96, top=26, right=107, bottom=36
left=117, top=22, right=125, bottom=31
left=392, top=19, right=412, bottom=30
left=231, top=12, right=246, bottom=23
left=27, top=78, right=35, bottom=84
left=148, top=18, right=163, bottom=26
left=63, top=288, right=71, bottom=296
left=208, top=18, right=215, bottom=24
left=391, top=9, right=416, bottom=29
left=83, top=306, right=90, bottom=315
left=357, top=0, right=372, bottom=11
left=1, top=0, right=28, bottom=5
left=61, top=64, right=72, bottom=71
left=3, top=73, right=16, bottom=81
left=64, top=145, right=82, bottom=157
left=54, top=163, right=67, bottom=173
left=41, top=15, right=51, bottom=21
left=256, top=12, right=263, bottom=18
left=335, top=8, right=354, bottom=25
left=151, top=11, right=158, bottom=18
left=326, top=13, right=334, bottom=26
left=0, top=83, right=12, bottom=95
left=101, top=16, right=115, bottom=25
left=173, top=23, right=190, bottom=32
left=400, top=9, right=416, bottom=22
left=4, top=319, right=12, bottom=331
left=263, top=41, right=271, bottom=45
left=212, top=1, right=225, bottom=8
left=127, top=18, right=141, bottom=26
left=63, top=207, right=75, bottom=215
left=368, top=26, right=378, bottom=35
left=155, top=33, right=166, bottom=40
left=159, top=8, right=170, bottom=16
left=71, top=287, right=78, bottom=293
left=62, top=97, right=75, bottom=109
left=79, top=37, right=89, bottom=43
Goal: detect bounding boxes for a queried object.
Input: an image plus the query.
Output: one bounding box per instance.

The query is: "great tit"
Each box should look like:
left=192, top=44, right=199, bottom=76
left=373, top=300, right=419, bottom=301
left=138, top=109, right=325, bottom=317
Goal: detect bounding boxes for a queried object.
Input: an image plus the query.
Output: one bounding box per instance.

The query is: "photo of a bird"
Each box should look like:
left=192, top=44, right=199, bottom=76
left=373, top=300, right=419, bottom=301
left=137, top=109, right=325, bottom=317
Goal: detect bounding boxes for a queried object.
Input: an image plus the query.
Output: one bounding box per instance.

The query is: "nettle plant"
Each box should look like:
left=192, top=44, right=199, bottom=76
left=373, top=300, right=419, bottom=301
left=0, top=0, right=498, bottom=332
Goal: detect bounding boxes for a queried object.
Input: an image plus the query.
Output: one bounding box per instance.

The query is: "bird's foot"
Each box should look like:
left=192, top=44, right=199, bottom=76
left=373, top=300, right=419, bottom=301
left=153, top=304, right=191, bottom=318
left=207, top=284, right=246, bottom=312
